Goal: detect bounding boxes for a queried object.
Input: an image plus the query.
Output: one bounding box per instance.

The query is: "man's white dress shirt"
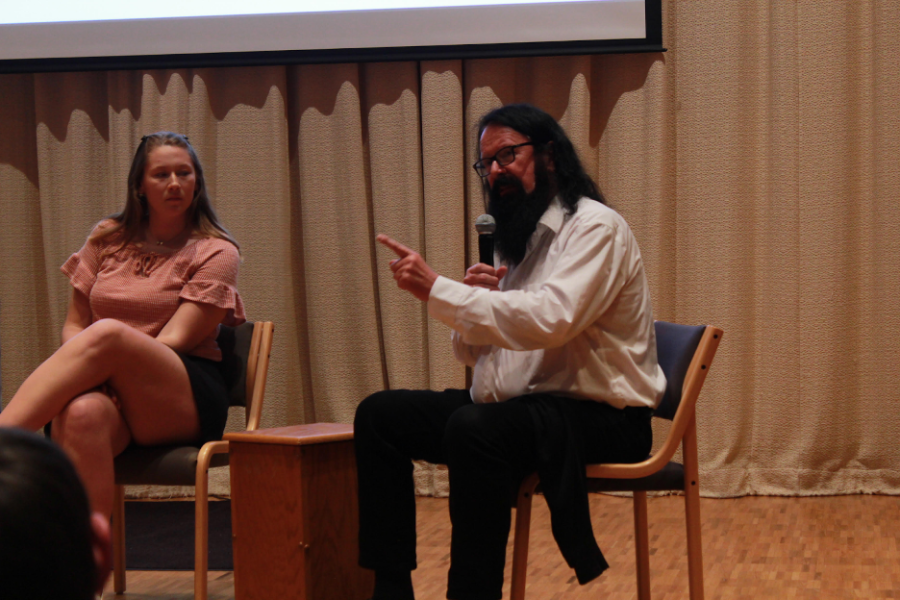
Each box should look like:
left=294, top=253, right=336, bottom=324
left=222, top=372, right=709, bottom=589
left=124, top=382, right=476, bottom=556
left=428, top=196, right=665, bottom=409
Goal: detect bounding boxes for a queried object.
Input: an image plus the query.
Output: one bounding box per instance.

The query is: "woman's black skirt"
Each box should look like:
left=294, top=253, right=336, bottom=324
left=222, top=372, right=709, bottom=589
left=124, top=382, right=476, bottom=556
left=177, top=353, right=230, bottom=444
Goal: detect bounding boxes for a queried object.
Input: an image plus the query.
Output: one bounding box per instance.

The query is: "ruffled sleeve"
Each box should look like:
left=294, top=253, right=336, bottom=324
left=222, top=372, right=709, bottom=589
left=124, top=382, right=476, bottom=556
left=60, top=223, right=109, bottom=297
left=179, top=239, right=246, bottom=326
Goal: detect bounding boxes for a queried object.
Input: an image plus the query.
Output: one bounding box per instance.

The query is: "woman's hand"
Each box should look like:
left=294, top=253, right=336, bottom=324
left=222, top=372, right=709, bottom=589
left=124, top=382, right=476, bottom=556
left=463, top=263, right=508, bottom=291
left=156, top=301, right=227, bottom=353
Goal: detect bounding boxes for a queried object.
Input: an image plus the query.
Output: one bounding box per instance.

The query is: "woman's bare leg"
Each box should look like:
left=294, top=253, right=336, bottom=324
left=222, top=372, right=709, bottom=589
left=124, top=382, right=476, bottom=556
left=51, top=391, right=132, bottom=518
left=0, top=318, right=201, bottom=444
left=0, top=318, right=206, bottom=515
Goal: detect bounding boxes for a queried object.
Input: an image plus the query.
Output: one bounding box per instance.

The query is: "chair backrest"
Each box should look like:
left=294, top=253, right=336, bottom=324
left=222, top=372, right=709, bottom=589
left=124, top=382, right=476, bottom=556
left=218, top=322, right=254, bottom=407
left=653, top=321, right=707, bottom=420
left=585, top=321, right=722, bottom=479
left=647, top=322, right=722, bottom=468
left=217, top=321, right=274, bottom=431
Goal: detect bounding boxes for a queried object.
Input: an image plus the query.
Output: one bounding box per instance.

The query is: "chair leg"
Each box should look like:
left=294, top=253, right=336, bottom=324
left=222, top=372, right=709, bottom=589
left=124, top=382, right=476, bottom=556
left=683, top=421, right=705, bottom=600
left=195, top=464, right=210, bottom=600
left=510, top=474, right=539, bottom=600
left=633, top=491, right=651, bottom=600
left=112, top=484, right=126, bottom=594
left=684, top=485, right=704, bottom=600
left=195, top=441, right=228, bottom=600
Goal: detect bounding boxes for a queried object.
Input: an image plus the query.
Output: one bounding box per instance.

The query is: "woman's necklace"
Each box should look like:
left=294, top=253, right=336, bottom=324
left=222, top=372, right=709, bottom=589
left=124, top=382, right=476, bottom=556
left=144, top=224, right=191, bottom=250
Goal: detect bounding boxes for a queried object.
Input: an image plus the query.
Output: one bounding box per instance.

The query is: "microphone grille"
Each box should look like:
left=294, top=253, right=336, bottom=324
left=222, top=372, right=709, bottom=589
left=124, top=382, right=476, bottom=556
left=475, top=214, right=496, bottom=234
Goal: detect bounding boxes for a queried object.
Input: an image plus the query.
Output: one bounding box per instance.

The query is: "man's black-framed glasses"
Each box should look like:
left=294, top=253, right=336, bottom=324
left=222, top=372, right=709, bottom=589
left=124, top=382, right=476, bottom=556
left=473, top=142, right=534, bottom=178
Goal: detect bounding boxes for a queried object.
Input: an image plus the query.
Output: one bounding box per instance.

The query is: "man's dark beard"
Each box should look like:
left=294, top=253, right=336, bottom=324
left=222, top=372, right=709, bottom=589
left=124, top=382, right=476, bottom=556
left=487, top=161, right=553, bottom=267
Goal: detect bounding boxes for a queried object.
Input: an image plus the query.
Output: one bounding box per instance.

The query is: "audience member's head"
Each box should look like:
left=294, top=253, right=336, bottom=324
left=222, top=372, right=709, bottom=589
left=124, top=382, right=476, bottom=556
left=0, top=427, right=111, bottom=599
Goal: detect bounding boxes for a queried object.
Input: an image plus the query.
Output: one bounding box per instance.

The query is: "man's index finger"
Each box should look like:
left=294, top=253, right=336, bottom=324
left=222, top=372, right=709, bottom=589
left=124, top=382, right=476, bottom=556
left=377, top=234, right=412, bottom=258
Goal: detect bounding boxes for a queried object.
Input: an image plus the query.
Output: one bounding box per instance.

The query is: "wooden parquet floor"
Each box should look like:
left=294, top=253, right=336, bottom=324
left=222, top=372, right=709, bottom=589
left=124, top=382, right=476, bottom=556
left=102, top=493, right=900, bottom=599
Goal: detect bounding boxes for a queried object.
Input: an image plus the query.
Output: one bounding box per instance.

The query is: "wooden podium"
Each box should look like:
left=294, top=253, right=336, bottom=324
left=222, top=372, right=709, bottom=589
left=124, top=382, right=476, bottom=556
left=225, top=423, right=374, bottom=600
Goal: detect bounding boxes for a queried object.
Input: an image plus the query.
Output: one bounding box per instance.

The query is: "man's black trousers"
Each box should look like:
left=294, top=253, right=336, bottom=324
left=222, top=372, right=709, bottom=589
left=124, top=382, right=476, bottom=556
left=354, top=389, right=653, bottom=600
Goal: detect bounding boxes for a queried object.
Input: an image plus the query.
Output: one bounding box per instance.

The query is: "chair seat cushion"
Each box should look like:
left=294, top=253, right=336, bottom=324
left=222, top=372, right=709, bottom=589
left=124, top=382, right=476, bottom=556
left=585, top=461, right=685, bottom=493
left=114, top=445, right=230, bottom=486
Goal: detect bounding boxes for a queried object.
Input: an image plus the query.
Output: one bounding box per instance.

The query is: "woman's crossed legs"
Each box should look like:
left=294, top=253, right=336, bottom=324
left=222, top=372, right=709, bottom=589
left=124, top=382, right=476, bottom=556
left=0, top=319, right=202, bottom=516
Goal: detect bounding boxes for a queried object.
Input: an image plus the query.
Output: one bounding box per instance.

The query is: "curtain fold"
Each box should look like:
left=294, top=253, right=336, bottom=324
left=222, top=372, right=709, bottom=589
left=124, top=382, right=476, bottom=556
left=1, top=0, right=898, bottom=498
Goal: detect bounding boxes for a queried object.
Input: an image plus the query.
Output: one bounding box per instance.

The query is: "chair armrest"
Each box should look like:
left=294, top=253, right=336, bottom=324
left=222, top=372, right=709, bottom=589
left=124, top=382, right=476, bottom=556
left=586, top=451, right=678, bottom=480
left=196, top=440, right=229, bottom=477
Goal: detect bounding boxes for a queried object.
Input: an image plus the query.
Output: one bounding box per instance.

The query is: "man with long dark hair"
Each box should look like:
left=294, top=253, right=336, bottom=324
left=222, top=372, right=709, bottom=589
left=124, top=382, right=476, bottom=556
left=356, top=103, right=665, bottom=600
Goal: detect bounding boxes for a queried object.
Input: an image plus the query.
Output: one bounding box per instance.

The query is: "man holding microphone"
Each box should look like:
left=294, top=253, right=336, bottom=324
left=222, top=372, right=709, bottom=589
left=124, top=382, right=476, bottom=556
left=355, top=103, right=666, bottom=600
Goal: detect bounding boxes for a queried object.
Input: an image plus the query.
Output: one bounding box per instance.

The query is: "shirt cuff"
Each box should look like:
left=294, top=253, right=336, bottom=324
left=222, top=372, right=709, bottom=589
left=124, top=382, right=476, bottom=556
left=427, top=275, right=474, bottom=327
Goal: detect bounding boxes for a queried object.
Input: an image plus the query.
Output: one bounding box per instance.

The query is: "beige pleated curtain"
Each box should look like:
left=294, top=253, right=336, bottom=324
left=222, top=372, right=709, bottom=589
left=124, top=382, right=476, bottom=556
left=1, top=1, right=898, bottom=499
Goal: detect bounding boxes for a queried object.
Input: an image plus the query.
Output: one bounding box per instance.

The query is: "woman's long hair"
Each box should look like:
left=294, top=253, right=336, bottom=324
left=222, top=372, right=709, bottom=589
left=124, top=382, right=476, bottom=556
left=91, top=132, right=240, bottom=253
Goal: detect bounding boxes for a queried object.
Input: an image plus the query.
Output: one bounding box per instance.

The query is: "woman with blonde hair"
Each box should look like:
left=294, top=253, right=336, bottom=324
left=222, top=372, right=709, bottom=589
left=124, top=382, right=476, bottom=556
left=0, top=132, right=244, bottom=518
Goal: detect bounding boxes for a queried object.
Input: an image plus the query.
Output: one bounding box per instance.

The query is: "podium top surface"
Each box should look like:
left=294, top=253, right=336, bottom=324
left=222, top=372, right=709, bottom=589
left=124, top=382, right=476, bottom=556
left=224, top=422, right=354, bottom=446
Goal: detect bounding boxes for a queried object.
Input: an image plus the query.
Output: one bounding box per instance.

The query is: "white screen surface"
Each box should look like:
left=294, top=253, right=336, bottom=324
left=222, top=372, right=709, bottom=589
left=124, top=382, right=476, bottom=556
left=0, top=1, right=659, bottom=70
left=0, top=0, right=665, bottom=73
left=7, top=1, right=622, bottom=24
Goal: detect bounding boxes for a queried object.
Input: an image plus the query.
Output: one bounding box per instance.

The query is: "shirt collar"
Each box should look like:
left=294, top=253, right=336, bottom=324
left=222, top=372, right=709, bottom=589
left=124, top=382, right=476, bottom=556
left=524, top=195, right=566, bottom=254
left=536, top=195, right=566, bottom=235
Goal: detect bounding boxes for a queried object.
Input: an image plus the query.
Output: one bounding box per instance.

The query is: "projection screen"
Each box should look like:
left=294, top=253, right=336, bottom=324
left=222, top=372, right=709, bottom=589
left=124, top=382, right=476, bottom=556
left=0, top=0, right=663, bottom=73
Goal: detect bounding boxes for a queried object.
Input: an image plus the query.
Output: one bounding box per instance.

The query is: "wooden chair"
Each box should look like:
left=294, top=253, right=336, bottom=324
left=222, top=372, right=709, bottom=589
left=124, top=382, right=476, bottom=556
left=111, top=320, right=274, bottom=600
left=510, top=321, right=723, bottom=600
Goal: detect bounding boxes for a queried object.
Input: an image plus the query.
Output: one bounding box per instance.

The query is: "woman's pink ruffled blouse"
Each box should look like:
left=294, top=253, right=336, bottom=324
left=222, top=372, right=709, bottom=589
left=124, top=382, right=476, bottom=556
left=61, top=226, right=245, bottom=361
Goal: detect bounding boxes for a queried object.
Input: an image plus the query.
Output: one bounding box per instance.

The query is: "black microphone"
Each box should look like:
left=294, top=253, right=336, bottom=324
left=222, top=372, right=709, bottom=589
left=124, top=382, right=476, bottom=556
left=475, top=214, right=496, bottom=267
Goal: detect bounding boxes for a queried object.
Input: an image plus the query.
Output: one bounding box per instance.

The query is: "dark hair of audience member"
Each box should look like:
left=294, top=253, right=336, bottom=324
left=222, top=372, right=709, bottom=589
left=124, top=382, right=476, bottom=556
left=477, top=103, right=606, bottom=213
left=0, top=428, right=99, bottom=600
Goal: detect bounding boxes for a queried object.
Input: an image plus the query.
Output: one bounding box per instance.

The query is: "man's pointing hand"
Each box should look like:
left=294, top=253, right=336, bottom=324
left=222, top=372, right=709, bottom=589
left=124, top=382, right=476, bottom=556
left=377, top=234, right=438, bottom=302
